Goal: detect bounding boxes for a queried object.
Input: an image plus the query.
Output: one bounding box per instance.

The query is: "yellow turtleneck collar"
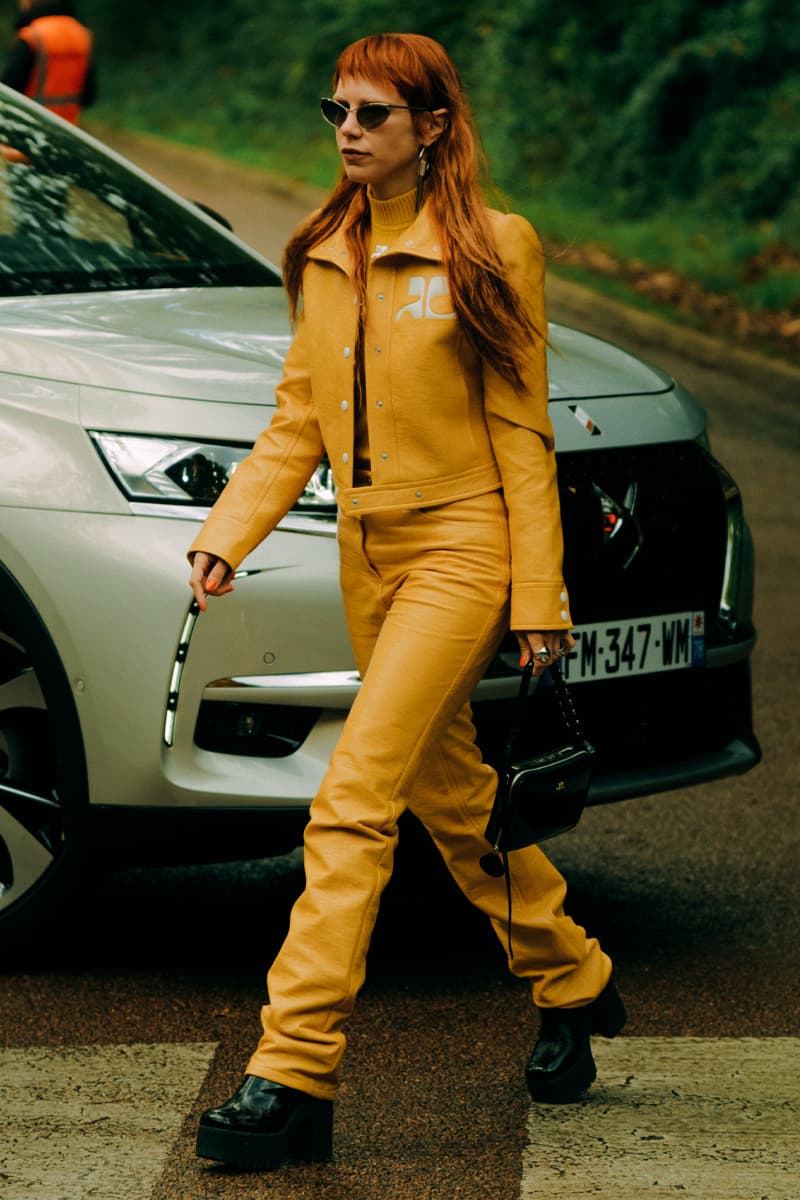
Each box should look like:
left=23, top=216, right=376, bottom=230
left=368, top=186, right=417, bottom=237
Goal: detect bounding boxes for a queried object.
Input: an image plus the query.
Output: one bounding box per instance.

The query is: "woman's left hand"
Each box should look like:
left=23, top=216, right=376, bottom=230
left=514, top=629, right=576, bottom=677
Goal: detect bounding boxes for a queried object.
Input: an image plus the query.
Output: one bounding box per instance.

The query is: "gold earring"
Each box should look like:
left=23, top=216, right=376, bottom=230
left=415, top=146, right=431, bottom=213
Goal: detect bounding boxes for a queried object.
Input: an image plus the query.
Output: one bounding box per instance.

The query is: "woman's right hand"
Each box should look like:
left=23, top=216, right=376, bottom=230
left=189, top=552, right=235, bottom=611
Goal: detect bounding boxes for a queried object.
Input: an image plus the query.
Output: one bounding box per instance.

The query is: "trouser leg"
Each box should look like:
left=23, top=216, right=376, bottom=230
left=247, top=495, right=512, bottom=1098
left=407, top=712, right=611, bottom=1008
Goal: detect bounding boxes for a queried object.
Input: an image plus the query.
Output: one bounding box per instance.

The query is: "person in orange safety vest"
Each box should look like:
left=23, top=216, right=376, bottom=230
left=1, top=1, right=96, bottom=125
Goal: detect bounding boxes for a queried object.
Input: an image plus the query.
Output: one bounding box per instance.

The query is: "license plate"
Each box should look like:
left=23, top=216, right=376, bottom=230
left=561, top=611, right=705, bottom=683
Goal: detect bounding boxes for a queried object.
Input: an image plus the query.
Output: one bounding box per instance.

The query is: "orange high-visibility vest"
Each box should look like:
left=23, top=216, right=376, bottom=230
left=18, top=14, right=93, bottom=124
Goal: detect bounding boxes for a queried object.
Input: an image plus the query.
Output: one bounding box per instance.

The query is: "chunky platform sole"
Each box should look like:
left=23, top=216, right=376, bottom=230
left=526, top=980, right=627, bottom=1104
left=196, top=1098, right=333, bottom=1169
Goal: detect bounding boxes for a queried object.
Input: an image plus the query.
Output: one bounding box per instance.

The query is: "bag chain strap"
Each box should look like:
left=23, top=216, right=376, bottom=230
left=547, top=663, right=587, bottom=743
left=505, top=661, right=585, bottom=770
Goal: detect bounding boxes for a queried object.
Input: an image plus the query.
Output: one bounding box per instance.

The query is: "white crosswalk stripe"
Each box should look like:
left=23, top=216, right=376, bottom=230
left=2, top=1037, right=797, bottom=1197
left=521, top=1037, right=800, bottom=1200
left=0, top=1042, right=217, bottom=1200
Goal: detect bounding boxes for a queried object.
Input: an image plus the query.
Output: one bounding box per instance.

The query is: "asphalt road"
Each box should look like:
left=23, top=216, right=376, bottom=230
left=1, top=131, right=798, bottom=1200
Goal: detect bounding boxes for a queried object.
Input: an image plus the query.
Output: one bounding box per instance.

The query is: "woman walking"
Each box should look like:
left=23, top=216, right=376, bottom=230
left=188, top=32, right=625, bottom=1171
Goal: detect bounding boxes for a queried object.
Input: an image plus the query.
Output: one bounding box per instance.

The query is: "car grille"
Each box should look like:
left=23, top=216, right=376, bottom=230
left=555, top=440, right=727, bottom=626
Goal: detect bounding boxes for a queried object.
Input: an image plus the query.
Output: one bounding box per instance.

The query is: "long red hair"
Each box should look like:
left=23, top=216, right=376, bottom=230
left=283, top=33, right=542, bottom=390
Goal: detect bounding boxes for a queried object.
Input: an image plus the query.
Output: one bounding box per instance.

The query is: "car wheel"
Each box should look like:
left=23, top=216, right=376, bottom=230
left=0, top=586, right=88, bottom=948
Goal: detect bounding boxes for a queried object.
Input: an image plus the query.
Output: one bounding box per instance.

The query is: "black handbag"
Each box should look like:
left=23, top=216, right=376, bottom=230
left=479, top=661, right=595, bottom=954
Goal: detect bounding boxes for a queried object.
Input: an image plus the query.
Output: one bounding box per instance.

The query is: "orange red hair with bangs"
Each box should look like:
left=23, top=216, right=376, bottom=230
left=282, top=33, right=543, bottom=390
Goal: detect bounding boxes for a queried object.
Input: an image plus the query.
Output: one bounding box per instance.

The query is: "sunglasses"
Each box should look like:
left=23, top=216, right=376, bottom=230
left=320, top=97, right=431, bottom=131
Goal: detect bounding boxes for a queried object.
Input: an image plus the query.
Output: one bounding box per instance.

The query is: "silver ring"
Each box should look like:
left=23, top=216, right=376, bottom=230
left=534, top=649, right=551, bottom=664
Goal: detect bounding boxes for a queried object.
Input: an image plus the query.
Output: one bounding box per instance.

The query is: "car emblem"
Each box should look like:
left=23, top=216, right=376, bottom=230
left=591, top=481, right=643, bottom=569
left=569, top=403, right=602, bottom=437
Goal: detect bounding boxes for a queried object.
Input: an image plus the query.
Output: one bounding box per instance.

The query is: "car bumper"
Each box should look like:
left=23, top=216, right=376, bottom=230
left=182, top=636, right=761, bottom=811
left=1, top=507, right=761, bottom=824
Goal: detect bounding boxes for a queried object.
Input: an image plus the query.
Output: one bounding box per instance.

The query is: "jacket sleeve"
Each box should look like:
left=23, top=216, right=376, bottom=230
left=483, top=214, right=572, bottom=632
left=187, top=312, right=325, bottom=569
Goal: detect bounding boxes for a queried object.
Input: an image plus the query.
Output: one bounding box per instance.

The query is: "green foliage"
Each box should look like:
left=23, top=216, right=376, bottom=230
left=67, top=0, right=800, bottom=228
left=3, top=0, right=797, bottom=313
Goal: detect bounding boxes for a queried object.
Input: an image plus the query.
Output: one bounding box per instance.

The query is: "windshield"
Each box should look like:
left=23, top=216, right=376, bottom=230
left=0, top=90, right=280, bottom=297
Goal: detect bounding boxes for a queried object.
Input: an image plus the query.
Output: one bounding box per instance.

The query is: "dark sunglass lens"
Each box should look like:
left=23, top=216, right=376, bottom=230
left=357, top=104, right=391, bottom=130
left=320, top=99, right=346, bottom=127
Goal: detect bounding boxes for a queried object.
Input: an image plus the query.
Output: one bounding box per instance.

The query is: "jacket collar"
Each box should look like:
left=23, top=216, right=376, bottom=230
left=307, top=202, right=444, bottom=274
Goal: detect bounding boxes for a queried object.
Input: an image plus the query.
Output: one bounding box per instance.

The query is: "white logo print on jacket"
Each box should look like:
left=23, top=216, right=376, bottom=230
left=395, top=275, right=456, bottom=320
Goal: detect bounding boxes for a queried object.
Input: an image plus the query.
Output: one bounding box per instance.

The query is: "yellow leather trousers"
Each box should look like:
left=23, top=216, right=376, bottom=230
left=247, top=491, right=611, bottom=1099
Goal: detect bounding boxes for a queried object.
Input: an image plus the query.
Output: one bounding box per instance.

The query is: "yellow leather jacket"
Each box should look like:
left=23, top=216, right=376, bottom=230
left=188, top=205, right=572, bottom=631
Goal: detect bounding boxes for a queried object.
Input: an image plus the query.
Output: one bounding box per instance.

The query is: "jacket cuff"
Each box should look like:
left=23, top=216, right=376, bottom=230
left=186, top=512, right=265, bottom=572
left=510, top=582, right=572, bottom=631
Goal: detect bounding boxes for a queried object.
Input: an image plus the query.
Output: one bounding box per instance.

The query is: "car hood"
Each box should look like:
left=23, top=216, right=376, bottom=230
left=0, top=287, right=673, bottom=404
left=0, top=288, right=291, bottom=403
left=547, top=323, right=673, bottom=398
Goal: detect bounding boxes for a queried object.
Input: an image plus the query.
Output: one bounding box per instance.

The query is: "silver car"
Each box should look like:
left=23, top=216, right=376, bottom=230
left=0, top=86, right=760, bottom=944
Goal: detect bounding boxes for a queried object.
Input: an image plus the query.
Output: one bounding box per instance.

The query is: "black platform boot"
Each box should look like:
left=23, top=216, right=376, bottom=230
left=196, top=1074, right=333, bottom=1169
left=526, top=978, right=627, bottom=1104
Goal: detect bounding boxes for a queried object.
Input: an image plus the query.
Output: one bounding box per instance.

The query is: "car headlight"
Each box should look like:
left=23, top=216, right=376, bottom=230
left=90, top=432, right=337, bottom=513
left=91, top=432, right=249, bottom=504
